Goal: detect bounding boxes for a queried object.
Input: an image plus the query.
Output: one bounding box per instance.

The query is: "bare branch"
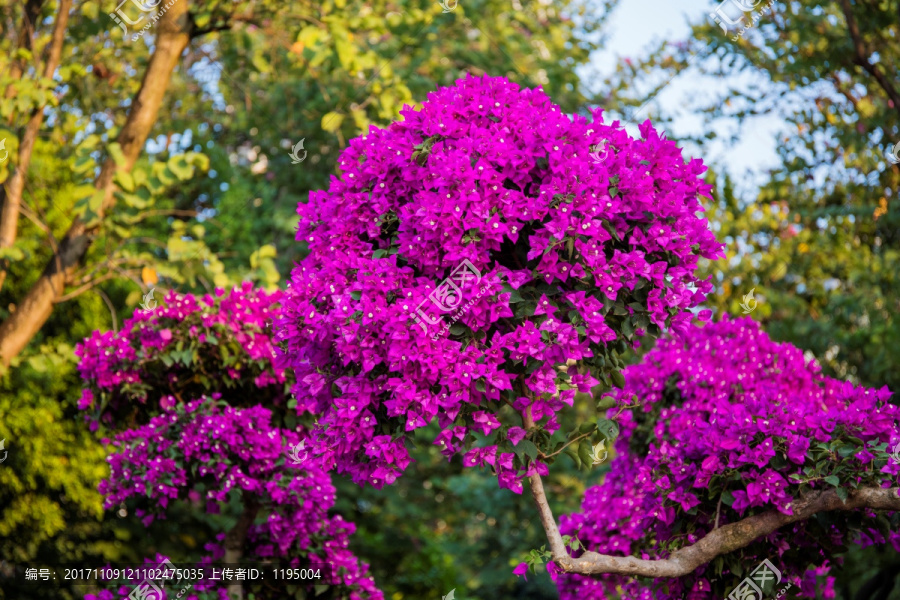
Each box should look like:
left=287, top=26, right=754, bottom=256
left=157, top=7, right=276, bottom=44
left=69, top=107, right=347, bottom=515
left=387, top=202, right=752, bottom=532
left=54, top=272, right=122, bottom=303
left=94, top=287, right=118, bottom=333
left=129, top=208, right=198, bottom=223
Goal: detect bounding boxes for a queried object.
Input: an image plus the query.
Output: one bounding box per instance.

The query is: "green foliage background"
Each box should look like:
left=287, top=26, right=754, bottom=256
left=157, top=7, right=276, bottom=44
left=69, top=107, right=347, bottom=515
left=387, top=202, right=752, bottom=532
left=0, top=0, right=897, bottom=598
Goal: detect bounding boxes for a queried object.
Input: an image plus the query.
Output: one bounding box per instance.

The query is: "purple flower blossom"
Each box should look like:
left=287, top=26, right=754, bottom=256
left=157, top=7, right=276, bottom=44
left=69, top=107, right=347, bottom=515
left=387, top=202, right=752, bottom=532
left=77, top=285, right=382, bottom=599
left=276, top=74, right=723, bottom=494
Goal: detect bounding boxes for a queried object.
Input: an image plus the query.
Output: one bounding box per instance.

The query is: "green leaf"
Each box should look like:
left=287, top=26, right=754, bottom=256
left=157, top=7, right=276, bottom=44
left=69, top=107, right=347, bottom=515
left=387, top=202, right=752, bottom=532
left=167, top=155, right=193, bottom=180
left=823, top=475, right=841, bottom=487
left=720, top=489, right=735, bottom=506
left=114, top=170, right=135, bottom=192
left=596, top=396, right=616, bottom=410
left=0, top=246, right=26, bottom=261
left=611, top=370, right=625, bottom=389
left=578, top=421, right=597, bottom=434
left=322, top=111, right=344, bottom=133
left=577, top=439, right=594, bottom=468
left=518, top=440, right=539, bottom=461
left=107, top=142, right=127, bottom=167
left=835, top=487, right=849, bottom=503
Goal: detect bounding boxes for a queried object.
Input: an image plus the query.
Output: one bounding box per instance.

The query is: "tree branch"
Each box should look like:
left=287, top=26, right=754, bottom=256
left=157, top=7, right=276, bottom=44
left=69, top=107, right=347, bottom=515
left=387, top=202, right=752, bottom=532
left=3, top=0, right=46, bottom=106
left=53, top=272, right=122, bottom=303
left=528, top=478, right=900, bottom=578
left=0, top=0, right=72, bottom=291
left=837, top=0, right=900, bottom=121
left=0, top=0, right=191, bottom=366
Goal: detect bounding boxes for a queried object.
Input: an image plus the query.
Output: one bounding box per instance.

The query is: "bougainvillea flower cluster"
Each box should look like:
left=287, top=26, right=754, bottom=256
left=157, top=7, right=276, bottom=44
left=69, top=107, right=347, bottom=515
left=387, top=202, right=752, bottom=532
left=76, top=283, right=288, bottom=428
left=76, top=284, right=382, bottom=599
left=556, top=318, right=900, bottom=599
left=277, top=74, right=724, bottom=493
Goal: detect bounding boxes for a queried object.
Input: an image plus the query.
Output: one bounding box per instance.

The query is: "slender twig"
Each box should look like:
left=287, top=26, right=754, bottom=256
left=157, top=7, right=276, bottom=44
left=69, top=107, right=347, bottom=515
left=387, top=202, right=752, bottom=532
left=540, top=431, right=592, bottom=460
left=95, top=287, right=118, bottom=332
left=54, top=272, right=121, bottom=303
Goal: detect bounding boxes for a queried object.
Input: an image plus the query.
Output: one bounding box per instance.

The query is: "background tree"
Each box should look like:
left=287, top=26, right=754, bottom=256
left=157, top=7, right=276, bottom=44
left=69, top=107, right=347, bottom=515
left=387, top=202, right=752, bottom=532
left=598, top=0, right=899, bottom=390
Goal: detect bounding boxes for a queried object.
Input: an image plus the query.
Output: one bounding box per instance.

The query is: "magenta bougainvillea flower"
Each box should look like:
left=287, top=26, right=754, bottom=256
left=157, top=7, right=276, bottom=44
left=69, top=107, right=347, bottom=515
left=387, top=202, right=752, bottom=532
left=276, top=74, right=724, bottom=493
left=76, top=284, right=382, bottom=600
left=556, top=318, right=899, bottom=599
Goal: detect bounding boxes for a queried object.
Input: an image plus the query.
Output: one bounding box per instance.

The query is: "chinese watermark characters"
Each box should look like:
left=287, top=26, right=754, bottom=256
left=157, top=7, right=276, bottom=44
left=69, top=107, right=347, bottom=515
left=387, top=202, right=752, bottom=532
left=709, top=0, right=776, bottom=41
left=109, top=0, right=180, bottom=42
left=727, top=558, right=792, bottom=600
left=408, top=260, right=486, bottom=341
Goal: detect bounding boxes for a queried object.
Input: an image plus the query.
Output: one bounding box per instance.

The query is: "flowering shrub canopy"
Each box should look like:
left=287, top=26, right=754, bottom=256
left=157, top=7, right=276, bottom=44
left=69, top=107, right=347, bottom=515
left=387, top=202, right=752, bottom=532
left=76, top=284, right=382, bottom=600
left=77, top=283, right=288, bottom=428
left=277, top=74, right=724, bottom=493
left=556, top=318, right=900, bottom=599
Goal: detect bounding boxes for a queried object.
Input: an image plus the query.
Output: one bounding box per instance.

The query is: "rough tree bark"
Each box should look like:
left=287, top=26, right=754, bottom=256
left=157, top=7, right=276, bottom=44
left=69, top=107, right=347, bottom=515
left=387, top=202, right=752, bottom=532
left=222, top=497, right=260, bottom=600
left=528, top=470, right=900, bottom=578
left=0, top=0, right=192, bottom=366
left=0, top=0, right=72, bottom=292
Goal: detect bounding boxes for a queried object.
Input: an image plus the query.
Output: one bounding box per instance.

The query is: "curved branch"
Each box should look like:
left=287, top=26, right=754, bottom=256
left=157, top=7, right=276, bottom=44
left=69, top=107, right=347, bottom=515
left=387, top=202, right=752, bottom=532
left=837, top=0, right=900, bottom=121
left=529, top=474, right=900, bottom=578
left=94, top=287, right=119, bottom=333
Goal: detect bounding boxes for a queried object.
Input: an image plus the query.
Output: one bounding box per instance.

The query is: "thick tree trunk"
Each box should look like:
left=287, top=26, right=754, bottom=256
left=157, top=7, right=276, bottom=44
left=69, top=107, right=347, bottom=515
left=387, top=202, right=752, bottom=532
left=0, top=0, right=72, bottom=292
left=0, top=0, right=191, bottom=366
left=222, top=498, right=259, bottom=600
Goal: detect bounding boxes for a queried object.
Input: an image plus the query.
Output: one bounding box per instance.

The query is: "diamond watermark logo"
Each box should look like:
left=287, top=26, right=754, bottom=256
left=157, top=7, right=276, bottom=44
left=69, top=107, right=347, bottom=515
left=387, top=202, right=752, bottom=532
left=438, top=0, right=459, bottom=12
left=887, top=141, right=900, bottom=165
left=590, top=439, right=609, bottom=465
left=0, top=138, right=8, bottom=163
left=740, top=288, right=757, bottom=314
left=288, top=440, right=308, bottom=465
left=289, top=139, right=307, bottom=164
left=140, top=288, right=157, bottom=313
left=588, top=142, right=607, bottom=164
